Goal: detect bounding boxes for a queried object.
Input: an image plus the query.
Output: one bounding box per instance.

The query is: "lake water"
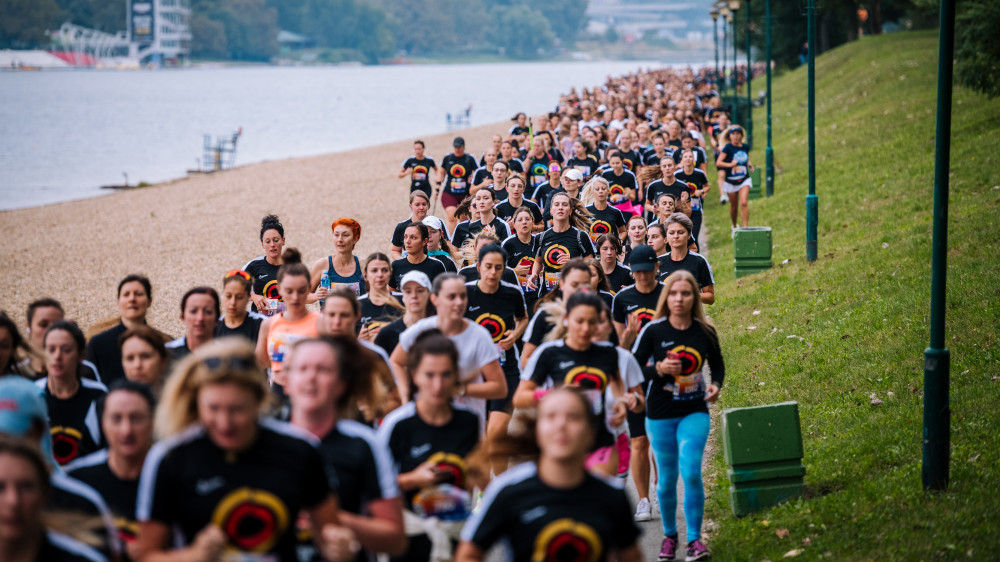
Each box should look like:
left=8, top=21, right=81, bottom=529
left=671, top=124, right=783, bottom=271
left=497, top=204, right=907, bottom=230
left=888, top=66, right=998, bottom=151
left=0, top=59, right=710, bottom=210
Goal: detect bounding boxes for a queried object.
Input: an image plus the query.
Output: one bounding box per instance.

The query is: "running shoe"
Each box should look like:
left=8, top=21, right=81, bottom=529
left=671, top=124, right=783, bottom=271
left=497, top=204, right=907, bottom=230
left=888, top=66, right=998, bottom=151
left=720, top=194, right=729, bottom=204
left=634, top=497, right=652, bottom=521
left=731, top=225, right=736, bottom=238
left=685, top=539, right=710, bottom=561
left=658, top=535, right=678, bottom=561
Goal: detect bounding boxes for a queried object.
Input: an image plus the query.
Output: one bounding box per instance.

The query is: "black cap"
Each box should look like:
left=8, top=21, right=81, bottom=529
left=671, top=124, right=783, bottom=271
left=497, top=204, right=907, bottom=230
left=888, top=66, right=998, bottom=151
left=453, top=136, right=465, bottom=147
left=628, top=244, right=658, bottom=272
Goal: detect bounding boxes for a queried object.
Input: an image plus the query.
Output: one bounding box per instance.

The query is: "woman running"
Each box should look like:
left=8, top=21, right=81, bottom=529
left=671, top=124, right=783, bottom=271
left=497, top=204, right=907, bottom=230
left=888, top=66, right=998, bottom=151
left=119, top=326, right=168, bottom=393
left=216, top=270, right=265, bottom=344
left=494, top=174, right=543, bottom=230
left=357, top=253, right=404, bottom=342
left=646, top=223, right=670, bottom=260
left=659, top=213, right=715, bottom=305
left=423, top=216, right=461, bottom=273
left=623, top=214, right=648, bottom=262
left=595, top=234, right=633, bottom=293
left=286, top=336, right=406, bottom=560
left=566, top=138, right=600, bottom=179
left=135, top=338, right=357, bottom=562
left=519, top=258, right=592, bottom=366
left=0, top=436, right=107, bottom=562
left=501, top=206, right=541, bottom=314
left=673, top=149, right=711, bottom=242
left=374, top=271, right=432, bottom=359
left=18, top=299, right=68, bottom=378
left=310, top=218, right=367, bottom=302
left=527, top=192, right=595, bottom=295
left=379, top=331, right=482, bottom=562
left=256, top=248, right=320, bottom=406
left=85, top=274, right=161, bottom=385
left=465, top=244, right=528, bottom=475
left=513, top=292, right=642, bottom=477
left=243, top=214, right=287, bottom=315
left=632, top=270, right=725, bottom=561
left=456, top=388, right=643, bottom=562
left=581, top=176, right=628, bottom=241
left=165, top=287, right=219, bottom=361
left=716, top=125, right=753, bottom=233
left=390, top=274, right=506, bottom=410
left=391, top=223, right=448, bottom=291
left=391, top=192, right=431, bottom=261
left=465, top=188, right=511, bottom=242
left=37, top=321, right=107, bottom=466
left=66, top=380, right=155, bottom=559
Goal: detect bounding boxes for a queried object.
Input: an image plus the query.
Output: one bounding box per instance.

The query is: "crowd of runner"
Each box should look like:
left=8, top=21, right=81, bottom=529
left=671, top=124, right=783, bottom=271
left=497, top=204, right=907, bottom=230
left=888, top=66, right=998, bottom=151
left=0, top=65, right=755, bottom=562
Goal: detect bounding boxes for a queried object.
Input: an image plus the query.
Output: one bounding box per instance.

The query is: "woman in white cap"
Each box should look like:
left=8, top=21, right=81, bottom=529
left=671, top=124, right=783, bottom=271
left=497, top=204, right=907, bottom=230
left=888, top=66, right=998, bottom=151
left=374, top=271, right=432, bottom=359
left=422, top=216, right=460, bottom=273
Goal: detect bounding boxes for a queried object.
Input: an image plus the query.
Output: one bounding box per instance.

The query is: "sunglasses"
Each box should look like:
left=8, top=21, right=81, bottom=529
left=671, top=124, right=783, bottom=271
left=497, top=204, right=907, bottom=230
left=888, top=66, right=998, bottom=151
left=203, top=355, right=258, bottom=371
left=225, top=269, right=252, bottom=281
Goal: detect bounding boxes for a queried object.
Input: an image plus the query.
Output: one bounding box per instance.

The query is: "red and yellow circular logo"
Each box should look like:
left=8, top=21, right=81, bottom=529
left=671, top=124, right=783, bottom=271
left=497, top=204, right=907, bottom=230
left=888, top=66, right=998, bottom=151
left=533, top=518, right=602, bottom=562
left=543, top=244, right=570, bottom=269
left=211, top=487, right=290, bottom=553
left=475, top=312, right=507, bottom=343
left=450, top=164, right=467, bottom=178
left=426, top=452, right=468, bottom=489
left=564, top=365, right=609, bottom=391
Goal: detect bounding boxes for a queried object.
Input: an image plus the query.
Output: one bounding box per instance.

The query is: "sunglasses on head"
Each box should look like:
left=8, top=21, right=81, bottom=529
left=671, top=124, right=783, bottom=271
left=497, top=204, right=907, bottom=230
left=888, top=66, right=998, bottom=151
left=225, top=269, right=252, bottom=281
left=203, top=355, right=258, bottom=371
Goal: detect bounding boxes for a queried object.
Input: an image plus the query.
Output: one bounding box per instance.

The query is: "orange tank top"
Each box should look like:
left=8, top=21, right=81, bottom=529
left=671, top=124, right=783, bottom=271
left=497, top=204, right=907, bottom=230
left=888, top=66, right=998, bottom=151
left=266, top=311, right=320, bottom=383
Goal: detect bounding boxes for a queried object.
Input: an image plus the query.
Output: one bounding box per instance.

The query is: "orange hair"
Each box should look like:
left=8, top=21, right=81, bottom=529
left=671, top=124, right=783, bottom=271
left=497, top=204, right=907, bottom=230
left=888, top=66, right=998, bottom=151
left=331, top=217, right=361, bottom=241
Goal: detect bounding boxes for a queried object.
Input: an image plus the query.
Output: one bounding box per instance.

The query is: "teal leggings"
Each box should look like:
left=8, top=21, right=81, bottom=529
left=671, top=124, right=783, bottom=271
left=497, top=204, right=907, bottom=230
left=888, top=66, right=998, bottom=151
left=646, top=412, right=710, bottom=542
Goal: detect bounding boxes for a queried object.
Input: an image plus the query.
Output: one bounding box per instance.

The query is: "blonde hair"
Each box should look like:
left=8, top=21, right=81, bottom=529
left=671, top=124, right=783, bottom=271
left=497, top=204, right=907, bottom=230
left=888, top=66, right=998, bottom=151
left=462, top=230, right=500, bottom=266
left=719, top=125, right=746, bottom=147
left=579, top=176, right=609, bottom=207
left=156, top=337, right=270, bottom=438
left=653, top=270, right=716, bottom=337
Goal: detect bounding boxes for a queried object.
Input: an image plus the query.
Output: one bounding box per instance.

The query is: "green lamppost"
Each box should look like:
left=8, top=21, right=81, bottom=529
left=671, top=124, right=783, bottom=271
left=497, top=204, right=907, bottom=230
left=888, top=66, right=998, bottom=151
left=711, top=7, right=720, bottom=87
left=805, top=0, right=817, bottom=262
left=923, top=0, right=955, bottom=492
left=744, top=0, right=753, bottom=147
left=728, top=2, right=739, bottom=124
left=721, top=6, right=731, bottom=103
left=765, top=0, right=774, bottom=196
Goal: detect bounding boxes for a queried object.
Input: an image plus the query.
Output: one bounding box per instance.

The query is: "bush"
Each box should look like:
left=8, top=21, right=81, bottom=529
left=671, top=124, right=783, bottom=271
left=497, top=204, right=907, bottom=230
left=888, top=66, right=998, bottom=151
left=955, top=0, right=1000, bottom=98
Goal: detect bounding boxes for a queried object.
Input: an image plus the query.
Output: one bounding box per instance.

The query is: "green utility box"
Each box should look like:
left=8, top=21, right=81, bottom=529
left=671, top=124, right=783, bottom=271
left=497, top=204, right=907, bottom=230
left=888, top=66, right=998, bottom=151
left=722, top=401, right=805, bottom=517
left=749, top=168, right=763, bottom=200
left=733, top=226, right=772, bottom=278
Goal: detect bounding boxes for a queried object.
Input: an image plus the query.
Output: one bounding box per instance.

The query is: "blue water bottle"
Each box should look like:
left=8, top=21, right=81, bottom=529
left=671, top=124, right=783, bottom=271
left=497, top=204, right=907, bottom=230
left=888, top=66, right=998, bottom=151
left=319, top=271, right=331, bottom=307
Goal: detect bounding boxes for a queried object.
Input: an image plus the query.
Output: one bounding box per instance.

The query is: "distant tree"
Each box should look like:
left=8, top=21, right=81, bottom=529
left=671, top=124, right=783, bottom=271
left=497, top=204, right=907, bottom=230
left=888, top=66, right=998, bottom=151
left=192, top=0, right=277, bottom=61
left=955, top=0, right=1000, bottom=98
left=377, top=0, right=488, bottom=55
left=299, top=0, right=396, bottom=63
left=0, top=0, right=60, bottom=48
left=604, top=25, right=619, bottom=44
left=535, top=0, right=588, bottom=45
left=190, top=14, right=228, bottom=59
left=487, top=4, right=554, bottom=59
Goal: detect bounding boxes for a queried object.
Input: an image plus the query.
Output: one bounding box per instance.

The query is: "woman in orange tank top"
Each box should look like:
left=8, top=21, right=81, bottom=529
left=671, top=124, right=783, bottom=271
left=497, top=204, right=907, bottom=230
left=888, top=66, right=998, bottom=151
left=255, top=248, right=320, bottom=392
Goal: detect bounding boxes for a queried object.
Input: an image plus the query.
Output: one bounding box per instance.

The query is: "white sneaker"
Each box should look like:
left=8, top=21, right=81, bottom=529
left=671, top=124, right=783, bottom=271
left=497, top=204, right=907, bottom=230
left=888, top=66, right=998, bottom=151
left=634, top=497, right=652, bottom=521
left=731, top=225, right=737, bottom=238
left=720, top=194, right=729, bottom=204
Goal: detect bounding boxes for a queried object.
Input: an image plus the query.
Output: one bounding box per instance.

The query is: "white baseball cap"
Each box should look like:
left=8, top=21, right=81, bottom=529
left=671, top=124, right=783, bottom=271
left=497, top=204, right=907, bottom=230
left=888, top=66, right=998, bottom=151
left=399, top=270, right=432, bottom=291
left=422, top=216, right=445, bottom=231
left=564, top=169, right=584, bottom=182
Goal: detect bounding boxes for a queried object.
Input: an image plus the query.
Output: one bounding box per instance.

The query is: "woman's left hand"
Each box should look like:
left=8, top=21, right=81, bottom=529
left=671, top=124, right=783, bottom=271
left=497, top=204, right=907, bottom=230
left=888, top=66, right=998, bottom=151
left=498, top=331, right=517, bottom=350
left=320, top=524, right=361, bottom=562
left=704, top=383, right=720, bottom=403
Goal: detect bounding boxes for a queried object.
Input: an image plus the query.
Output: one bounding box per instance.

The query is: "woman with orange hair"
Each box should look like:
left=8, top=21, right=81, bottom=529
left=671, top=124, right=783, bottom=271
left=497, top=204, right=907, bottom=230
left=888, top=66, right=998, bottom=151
left=310, top=217, right=367, bottom=302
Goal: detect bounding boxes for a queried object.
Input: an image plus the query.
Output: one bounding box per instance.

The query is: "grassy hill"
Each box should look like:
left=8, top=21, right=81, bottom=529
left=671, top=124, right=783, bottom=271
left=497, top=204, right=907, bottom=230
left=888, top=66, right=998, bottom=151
left=701, top=30, right=1000, bottom=560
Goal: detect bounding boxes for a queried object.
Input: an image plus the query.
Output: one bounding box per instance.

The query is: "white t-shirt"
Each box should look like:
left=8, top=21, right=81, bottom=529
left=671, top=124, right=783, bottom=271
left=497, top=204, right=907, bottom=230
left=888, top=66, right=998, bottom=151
left=398, top=316, right=500, bottom=422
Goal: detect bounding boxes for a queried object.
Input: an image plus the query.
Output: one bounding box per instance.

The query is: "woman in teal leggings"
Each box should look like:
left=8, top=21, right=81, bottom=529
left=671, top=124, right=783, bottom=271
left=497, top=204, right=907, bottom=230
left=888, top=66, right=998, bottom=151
left=632, top=269, right=725, bottom=562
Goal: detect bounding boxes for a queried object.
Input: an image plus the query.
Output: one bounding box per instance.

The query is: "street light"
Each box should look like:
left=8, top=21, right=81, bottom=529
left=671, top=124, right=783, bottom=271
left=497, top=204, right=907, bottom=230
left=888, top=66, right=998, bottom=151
left=805, top=0, right=818, bottom=262
left=765, top=0, right=774, bottom=196
left=727, top=2, right=739, bottom=125
left=745, top=0, right=753, bottom=148
left=721, top=6, right=731, bottom=101
left=710, top=7, right=720, bottom=88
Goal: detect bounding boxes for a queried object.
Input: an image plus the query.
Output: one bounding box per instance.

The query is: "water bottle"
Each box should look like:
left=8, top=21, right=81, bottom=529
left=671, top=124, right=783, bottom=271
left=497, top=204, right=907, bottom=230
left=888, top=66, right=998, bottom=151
left=319, top=271, right=331, bottom=306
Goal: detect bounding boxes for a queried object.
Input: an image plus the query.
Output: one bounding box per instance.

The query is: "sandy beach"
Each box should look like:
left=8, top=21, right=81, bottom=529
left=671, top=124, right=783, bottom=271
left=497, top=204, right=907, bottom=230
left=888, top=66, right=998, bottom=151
left=1, top=121, right=505, bottom=336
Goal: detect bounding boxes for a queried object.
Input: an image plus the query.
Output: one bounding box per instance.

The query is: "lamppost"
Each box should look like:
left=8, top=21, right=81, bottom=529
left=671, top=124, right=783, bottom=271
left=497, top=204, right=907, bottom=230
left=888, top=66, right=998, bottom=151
left=765, top=0, right=774, bottom=196
left=805, top=0, right=817, bottom=262
left=721, top=6, right=731, bottom=101
left=743, top=0, right=753, bottom=147
left=727, top=2, right=739, bottom=125
left=711, top=7, right=720, bottom=88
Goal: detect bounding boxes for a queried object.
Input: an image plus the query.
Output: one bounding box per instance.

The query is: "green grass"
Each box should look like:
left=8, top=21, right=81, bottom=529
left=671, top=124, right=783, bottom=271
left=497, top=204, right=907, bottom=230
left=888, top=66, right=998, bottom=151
left=701, top=30, right=1000, bottom=560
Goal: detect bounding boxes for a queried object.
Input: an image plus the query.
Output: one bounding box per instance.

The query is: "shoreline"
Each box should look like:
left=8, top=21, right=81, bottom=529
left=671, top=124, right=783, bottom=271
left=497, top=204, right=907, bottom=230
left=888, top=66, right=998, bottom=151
left=0, top=120, right=505, bottom=336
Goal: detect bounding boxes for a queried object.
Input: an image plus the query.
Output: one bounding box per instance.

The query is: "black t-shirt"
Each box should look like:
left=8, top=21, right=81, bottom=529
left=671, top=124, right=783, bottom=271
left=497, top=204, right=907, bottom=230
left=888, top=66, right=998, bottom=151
left=358, top=293, right=404, bottom=333
left=215, top=311, right=265, bottom=344
left=645, top=177, right=693, bottom=208
left=567, top=154, right=600, bottom=178
left=615, top=149, right=642, bottom=173
left=611, top=282, right=664, bottom=327
left=430, top=252, right=459, bottom=273
left=503, top=157, right=524, bottom=174
left=66, top=449, right=140, bottom=547
left=49, top=472, right=118, bottom=560
left=471, top=166, right=492, bottom=187
left=390, top=256, right=447, bottom=290
left=441, top=153, right=478, bottom=197
left=526, top=155, right=554, bottom=189
left=604, top=263, right=633, bottom=294
left=530, top=181, right=560, bottom=211
left=674, top=168, right=710, bottom=212
left=467, top=215, right=512, bottom=241
left=84, top=323, right=125, bottom=385
left=36, top=378, right=107, bottom=466
left=451, top=220, right=474, bottom=250
left=465, top=281, right=527, bottom=370
left=401, top=156, right=437, bottom=195
left=136, top=420, right=332, bottom=559
left=672, top=145, right=708, bottom=168
left=600, top=169, right=638, bottom=203
left=373, top=318, right=407, bottom=358
left=586, top=204, right=627, bottom=240
left=535, top=227, right=595, bottom=292
left=720, top=142, right=751, bottom=183
left=632, top=318, right=725, bottom=419
left=243, top=256, right=281, bottom=313
left=495, top=198, right=543, bottom=224
left=458, top=265, right=519, bottom=286
left=39, top=530, right=107, bottom=562
left=377, top=402, right=481, bottom=509
left=462, top=462, right=640, bottom=561
left=657, top=252, right=714, bottom=288
left=501, top=233, right=540, bottom=311
left=521, top=340, right=623, bottom=448
left=391, top=218, right=414, bottom=248
left=523, top=308, right=555, bottom=346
